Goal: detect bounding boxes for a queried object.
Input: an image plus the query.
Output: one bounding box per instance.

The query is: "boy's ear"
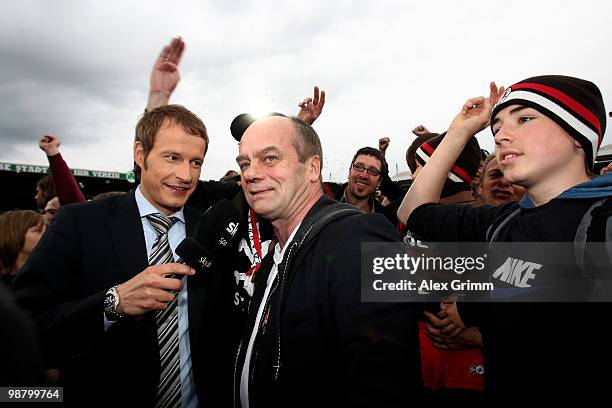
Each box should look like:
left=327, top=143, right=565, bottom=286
left=574, top=139, right=583, bottom=149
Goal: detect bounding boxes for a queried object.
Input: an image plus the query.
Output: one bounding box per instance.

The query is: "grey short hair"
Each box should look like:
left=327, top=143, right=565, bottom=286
left=289, top=117, right=323, bottom=181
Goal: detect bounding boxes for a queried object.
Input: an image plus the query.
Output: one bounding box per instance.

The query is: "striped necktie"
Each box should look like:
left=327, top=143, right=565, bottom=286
left=146, top=213, right=182, bottom=408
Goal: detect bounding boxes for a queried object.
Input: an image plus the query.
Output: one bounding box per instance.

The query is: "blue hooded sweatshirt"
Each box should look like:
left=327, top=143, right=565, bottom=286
left=519, top=173, right=612, bottom=209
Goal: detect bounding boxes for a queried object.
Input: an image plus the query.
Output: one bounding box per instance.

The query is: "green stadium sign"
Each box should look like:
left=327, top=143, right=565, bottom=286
left=0, top=162, right=135, bottom=183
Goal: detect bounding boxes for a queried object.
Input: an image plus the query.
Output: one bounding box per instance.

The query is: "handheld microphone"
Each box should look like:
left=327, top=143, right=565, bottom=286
left=176, top=199, right=242, bottom=274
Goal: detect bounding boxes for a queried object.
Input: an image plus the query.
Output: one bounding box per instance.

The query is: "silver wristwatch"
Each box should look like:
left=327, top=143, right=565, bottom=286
left=104, top=285, right=123, bottom=321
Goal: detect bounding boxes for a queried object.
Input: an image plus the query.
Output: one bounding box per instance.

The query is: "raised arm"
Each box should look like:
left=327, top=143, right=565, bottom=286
left=296, top=85, right=326, bottom=125
left=397, top=82, right=504, bottom=224
left=378, top=137, right=390, bottom=158
left=412, top=125, right=432, bottom=137
left=39, top=135, right=86, bottom=204
left=376, top=137, right=404, bottom=201
left=146, top=37, right=185, bottom=110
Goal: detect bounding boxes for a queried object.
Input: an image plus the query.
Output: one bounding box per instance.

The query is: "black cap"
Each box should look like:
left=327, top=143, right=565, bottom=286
left=230, top=112, right=287, bottom=142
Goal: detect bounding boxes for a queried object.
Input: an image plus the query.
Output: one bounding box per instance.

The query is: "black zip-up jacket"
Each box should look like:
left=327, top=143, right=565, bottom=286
left=234, top=196, right=422, bottom=407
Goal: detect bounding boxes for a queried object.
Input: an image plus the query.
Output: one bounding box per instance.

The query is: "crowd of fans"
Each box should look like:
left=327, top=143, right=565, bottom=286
left=1, top=36, right=611, bottom=405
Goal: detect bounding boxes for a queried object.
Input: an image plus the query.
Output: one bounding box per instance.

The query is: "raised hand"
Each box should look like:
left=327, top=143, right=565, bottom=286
left=489, top=81, right=506, bottom=108
left=147, top=37, right=185, bottom=110
left=378, top=137, right=390, bottom=155
left=39, top=135, right=61, bottom=157
left=412, top=125, right=431, bottom=136
left=447, top=82, right=504, bottom=139
left=297, top=85, right=326, bottom=125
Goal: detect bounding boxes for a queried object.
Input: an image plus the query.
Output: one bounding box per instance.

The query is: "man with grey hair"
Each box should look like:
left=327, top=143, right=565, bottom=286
left=234, top=115, right=421, bottom=407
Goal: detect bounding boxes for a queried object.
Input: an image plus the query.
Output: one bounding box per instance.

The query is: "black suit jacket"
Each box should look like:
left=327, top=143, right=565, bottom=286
left=13, top=191, right=241, bottom=406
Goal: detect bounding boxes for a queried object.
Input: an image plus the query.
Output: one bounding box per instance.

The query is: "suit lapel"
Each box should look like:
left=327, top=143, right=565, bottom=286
left=105, top=191, right=149, bottom=281
left=185, top=205, right=198, bottom=238
left=185, top=206, right=206, bottom=345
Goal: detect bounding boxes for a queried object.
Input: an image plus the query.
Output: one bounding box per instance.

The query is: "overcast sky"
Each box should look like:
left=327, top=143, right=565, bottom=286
left=1, top=0, right=611, bottom=182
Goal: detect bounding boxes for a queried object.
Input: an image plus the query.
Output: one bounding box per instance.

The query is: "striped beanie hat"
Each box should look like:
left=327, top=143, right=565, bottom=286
left=415, top=132, right=481, bottom=184
left=491, top=75, right=606, bottom=168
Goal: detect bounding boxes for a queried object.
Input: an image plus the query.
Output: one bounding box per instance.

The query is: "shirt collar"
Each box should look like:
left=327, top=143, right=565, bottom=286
left=135, top=185, right=185, bottom=224
left=273, top=222, right=302, bottom=265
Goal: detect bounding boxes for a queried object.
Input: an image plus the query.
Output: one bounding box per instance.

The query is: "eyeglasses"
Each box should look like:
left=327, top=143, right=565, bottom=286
left=351, top=163, right=381, bottom=177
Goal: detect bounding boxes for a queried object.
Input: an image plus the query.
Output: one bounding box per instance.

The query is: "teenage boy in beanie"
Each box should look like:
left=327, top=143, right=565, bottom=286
left=397, top=76, right=612, bottom=402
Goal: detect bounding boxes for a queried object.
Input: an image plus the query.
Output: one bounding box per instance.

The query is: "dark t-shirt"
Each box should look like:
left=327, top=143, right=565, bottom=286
left=407, top=199, right=596, bottom=243
left=406, top=198, right=610, bottom=400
